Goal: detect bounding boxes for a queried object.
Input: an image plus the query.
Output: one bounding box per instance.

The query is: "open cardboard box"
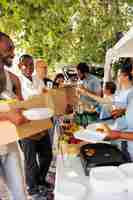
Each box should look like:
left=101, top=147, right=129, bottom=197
left=9, top=85, right=77, bottom=115
left=46, top=85, right=77, bottom=115
left=0, top=98, right=53, bottom=145
left=0, top=85, right=77, bottom=145
left=0, top=119, right=52, bottom=146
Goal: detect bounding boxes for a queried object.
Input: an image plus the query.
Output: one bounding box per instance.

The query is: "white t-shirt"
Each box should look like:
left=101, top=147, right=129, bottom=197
left=19, top=74, right=45, bottom=100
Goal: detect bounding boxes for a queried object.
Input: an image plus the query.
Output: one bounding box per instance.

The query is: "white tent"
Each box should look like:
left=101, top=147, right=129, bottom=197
left=104, top=27, right=133, bottom=83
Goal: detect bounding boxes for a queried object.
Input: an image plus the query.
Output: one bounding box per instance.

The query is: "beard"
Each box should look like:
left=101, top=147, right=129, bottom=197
left=0, top=53, right=14, bottom=68
left=3, top=56, right=13, bottom=67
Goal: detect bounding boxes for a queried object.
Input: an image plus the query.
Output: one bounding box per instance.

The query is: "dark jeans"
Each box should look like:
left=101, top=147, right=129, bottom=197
left=20, top=131, right=52, bottom=192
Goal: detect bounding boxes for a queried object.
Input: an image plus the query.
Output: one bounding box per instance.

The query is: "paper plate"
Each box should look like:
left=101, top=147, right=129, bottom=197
left=56, top=181, right=87, bottom=200
left=74, top=123, right=107, bottom=142
left=23, top=108, right=54, bottom=120
left=90, top=166, right=126, bottom=193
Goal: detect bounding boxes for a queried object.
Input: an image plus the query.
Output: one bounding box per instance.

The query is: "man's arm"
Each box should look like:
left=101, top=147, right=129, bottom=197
left=0, top=110, right=29, bottom=125
left=111, top=108, right=126, bottom=119
left=77, top=86, right=112, bottom=105
left=120, top=131, right=133, bottom=141
left=8, top=71, right=23, bottom=100
left=98, top=124, right=133, bottom=141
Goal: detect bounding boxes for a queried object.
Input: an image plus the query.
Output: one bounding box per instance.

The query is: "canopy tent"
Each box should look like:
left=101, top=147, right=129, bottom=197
left=104, top=27, right=133, bottom=83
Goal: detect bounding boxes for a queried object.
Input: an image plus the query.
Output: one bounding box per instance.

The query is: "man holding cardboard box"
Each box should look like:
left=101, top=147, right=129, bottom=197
left=18, top=55, right=53, bottom=199
left=0, top=32, right=27, bottom=199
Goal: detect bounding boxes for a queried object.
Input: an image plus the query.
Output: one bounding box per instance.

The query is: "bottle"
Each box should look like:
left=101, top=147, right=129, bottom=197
left=81, top=112, right=88, bottom=128
left=74, top=112, right=81, bottom=125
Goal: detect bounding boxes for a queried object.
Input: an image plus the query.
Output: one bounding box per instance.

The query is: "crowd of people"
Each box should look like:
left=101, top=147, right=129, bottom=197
left=1, top=31, right=133, bottom=200
left=77, top=62, right=133, bottom=162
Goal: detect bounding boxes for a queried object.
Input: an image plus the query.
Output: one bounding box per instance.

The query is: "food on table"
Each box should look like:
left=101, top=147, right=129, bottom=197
left=96, top=128, right=104, bottom=132
left=84, top=148, right=96, bottom=156
left=62, top=121, right=80, bottom=134
left=96, top=123, right=111, bottom=133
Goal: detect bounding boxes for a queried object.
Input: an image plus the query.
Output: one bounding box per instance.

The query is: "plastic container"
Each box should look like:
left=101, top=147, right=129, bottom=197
left=55, top=181, right=87, bottom=200
left=119, top=163, right=133, bottom=199
left=89, top=166, right=127, bottom=193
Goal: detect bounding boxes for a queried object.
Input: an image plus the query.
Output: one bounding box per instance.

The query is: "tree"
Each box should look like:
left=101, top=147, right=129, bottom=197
left=0, top=0, right=133, bottom=69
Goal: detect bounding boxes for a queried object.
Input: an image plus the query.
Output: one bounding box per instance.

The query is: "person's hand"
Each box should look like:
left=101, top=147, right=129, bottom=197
left=103, top=130, right=121, bottom=140
left=6, top=109, right=29, bottom=126
left=97, top=123, right=121, bottom=140
left=42, top=88, right=48, bottom=93
left=76, top=86, right=86, bottom=97
left=111, top=108, right=125, bottom=119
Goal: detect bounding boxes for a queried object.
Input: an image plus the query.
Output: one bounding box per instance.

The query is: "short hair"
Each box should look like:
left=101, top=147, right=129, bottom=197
left=105, top=81, right=116, bottom=94
left=0, top=32, right=10, bottom=40
left=19, top=54, right=33, bottom=63
left=120, top=63, right=132, bottom=72
left=76, top=63, right=90, bottom=74
left=54, top=73, right=64, bottom=82
left=119, top=66, right=132, bottom=81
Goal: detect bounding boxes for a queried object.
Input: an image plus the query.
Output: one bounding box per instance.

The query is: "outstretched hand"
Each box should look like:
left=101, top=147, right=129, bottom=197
left=97, top=123, right=121, bottom=140
left=6, top=109, right=29, bottom=126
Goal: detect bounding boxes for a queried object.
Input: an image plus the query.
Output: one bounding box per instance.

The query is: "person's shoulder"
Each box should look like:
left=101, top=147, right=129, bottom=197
left=89, top=74, right=99, bottom=80
left=89, top=74, right=101, bottom=84
left=8, top=71, right=20, bottom=83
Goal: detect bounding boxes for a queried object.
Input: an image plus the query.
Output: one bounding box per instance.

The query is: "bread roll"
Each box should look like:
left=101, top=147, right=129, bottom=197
left=96, top=123, right=111, bottom=133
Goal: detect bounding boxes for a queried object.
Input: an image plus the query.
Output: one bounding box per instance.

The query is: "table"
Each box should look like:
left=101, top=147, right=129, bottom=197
left=54, top=154, right=129, bottom=200
left=54, top=155, right=91, bottom=200
left=54, top=119, right=129, bottom=200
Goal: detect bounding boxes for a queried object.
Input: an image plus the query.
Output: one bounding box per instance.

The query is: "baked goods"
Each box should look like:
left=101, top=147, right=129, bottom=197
left=96, top=128, right=104, bottom=132
left=96, top=123, right=111, bottom=133
left=84, top=148, right=96, bottom=156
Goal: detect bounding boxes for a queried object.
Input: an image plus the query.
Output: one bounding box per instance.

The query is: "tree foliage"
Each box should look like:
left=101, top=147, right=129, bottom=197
left=0, top=0, right=133, bottom=69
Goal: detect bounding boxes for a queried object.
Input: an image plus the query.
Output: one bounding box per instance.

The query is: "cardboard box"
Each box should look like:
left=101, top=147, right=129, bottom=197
left=9, top=85, right=77, bottom=115
left=45, top=85, right=77, bottom=115
left=0, top=85, right=77, bottom=145
left=0, top=118, right=52, bottom=146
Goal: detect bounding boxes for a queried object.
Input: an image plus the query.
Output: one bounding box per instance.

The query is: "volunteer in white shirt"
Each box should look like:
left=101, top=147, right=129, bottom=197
left=18, top=56, right=45, bottom=100
left=18, top=54, right=52, bottom=200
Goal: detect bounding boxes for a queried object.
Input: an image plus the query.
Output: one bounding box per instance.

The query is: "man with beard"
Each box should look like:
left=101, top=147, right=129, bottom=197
left=0, top=32, right=27, bottom=200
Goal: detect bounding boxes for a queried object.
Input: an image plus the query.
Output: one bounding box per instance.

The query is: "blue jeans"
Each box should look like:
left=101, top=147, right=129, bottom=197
left=0, top=143, right=27, bottom=200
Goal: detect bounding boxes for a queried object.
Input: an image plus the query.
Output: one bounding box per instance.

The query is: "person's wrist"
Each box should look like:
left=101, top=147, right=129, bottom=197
left=112, top=130, right=121, bottom=139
